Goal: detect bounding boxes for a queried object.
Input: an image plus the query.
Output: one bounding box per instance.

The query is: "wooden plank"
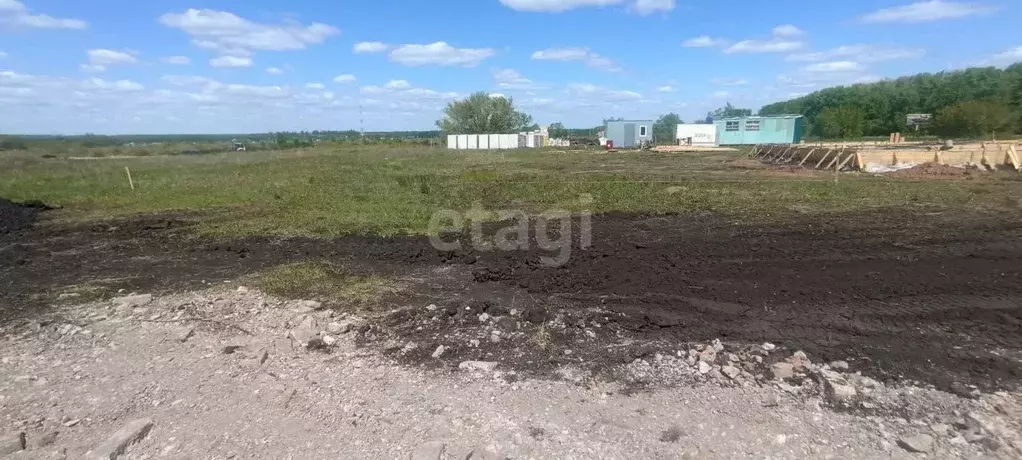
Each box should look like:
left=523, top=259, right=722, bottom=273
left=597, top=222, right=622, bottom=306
left=855, top=153, right=864, bottom=171
left=824, top=149, right=844, bottom=170
left=836, top=153, right=855, bottom=171
left=1008, top=145, right=1020, bottom=171
left=750, top=144, right=760, bottom=156
left=782, top=147, right=800, bottom=162
left=814, top=149, right=834, bottom=169
left=773, top=147, right=792, bottom=163
left=760, top=145, right=776, bottom=158
left=798, top=148, right=817, bottom=166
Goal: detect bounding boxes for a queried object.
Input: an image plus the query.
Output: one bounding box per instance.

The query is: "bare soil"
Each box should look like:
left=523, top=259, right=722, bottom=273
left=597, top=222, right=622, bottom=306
left=2, top=204, right=1022, bottom=395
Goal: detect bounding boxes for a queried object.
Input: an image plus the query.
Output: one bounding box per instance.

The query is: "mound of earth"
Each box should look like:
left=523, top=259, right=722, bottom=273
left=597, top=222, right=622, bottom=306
left=887, top=163, right=979, bottom=179
left=0, top=198, right=50, bottom=234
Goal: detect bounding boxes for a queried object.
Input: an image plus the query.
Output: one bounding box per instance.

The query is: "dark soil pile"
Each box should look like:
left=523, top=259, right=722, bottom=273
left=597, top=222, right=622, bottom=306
left=0, top=198, right=50, bottom=234
left=887, top=163, right=978, bottom=179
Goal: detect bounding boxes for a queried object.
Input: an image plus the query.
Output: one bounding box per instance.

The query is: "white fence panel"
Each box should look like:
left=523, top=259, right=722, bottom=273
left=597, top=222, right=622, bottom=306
left=447, top=135, right=457, bottom=149
left=467, top=135, right=478, bottom=149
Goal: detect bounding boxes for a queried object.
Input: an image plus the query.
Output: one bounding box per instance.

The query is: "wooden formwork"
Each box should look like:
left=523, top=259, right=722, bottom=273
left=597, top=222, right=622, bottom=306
left=751, top=143, right=1022, bottom=172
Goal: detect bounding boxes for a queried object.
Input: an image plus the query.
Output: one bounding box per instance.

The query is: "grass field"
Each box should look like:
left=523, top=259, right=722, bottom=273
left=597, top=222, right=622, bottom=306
left=2, top=145, right=1021, bottom=236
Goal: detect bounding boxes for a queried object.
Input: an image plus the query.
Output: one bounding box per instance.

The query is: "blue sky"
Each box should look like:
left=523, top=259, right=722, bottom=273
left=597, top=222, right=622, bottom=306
left=0, top=0, right=1019, bottom=134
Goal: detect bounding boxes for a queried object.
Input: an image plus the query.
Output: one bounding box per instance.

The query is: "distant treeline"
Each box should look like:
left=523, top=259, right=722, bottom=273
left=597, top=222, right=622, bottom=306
left=760, top=64, right=1022, bottom=139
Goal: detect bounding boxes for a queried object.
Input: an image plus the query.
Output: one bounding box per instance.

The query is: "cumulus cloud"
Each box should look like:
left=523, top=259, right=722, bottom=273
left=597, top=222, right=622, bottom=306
left=772, top=24, right=805, bottom=37
left=159, top=9, right=339, bottom=56
left=161, top=56, right=191, bottom=65
left=353, top=41, right=388, bottom=54
left=87, top=49, right=137, bottom=67
left=493, top=68, right=545, bottom=90
left=786, top=45, right=926, bottom=63
left=723, top=25, right=806, bottom=54
left=567, top=82, right=641, bottom=101
left=711, top=78, right=750, bottom=87
left=657, top=85, right=677, bottom=93
left=266, top=67, right=284, bottom=75
left=801, top=61, right=863, bottom=73
left=0, top=0, right=86, bottom=29
left=209, top=56, right=253, bottom=68
left=861, top=1, right=997, bottom=23
left=305, top=82, right=325, bottom=90
left=531, top=47, right=621, bottom=72
left=682, top=35, right=727, bottom=48
left=725, top=39, right=803, bottom=54
left=389, top=42, right=495, bottom=67
left=333, top=74, right=356, bottom=83
left=987, top=46, right=1022, bottom=67
left=499, top=0, right=674, bottom=15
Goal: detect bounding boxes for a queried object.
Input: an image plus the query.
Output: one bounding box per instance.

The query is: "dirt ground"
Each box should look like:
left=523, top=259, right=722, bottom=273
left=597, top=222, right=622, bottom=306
left=2, top=200, right=1022, bottom=458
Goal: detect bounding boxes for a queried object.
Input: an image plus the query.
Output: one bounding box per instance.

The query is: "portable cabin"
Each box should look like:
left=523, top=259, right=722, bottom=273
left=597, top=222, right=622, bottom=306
left=605, top=120, right=654, bottom=148
left=714, top=115, right=803, bottom=145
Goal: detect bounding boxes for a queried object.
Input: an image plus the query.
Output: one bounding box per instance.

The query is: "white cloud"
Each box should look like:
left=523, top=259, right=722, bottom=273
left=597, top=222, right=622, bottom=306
left=801, top=61, right=863, bottom=73
left=493, top=68, right=545, bottom=90
left=725, top=40, right=803, bottom=54
left=84, top=78, right=144, bottom=92
left=723, top=25, right=806, bottom=54
left=632, top=0, right=675, bottom=15
left=786, top=45, right=926, bottom=62
left=305, top=82, right=325, bottom=90
left=531, top=47, right=621, bottom=72
left=682, top=35, right=727, bottom=48
left=384, top=79, right=411, bottom=90
left=711, top=91, right=730, bottom=98
left=333, top=74, right=357, bottom=83
left=0, top=51, right=6, bottom=59
left=988, top=46, right=1022, bottom=67
left=657, top=85, right=677, bottom=93
left=159, top=9, right=339, bottom=56
left=79, top=64, right=106, bottom=73
left=499, top=0, right=674, bottom=15
left=266, top=67, right=284, bottom=75
left=711, top=78, right=749, bottom=87
left=87, top=49, right=137, bottom=66
left=567, top=83, right=641, bottom=101
left=777, top=73, right=883, bottom=92
left=389, top=42, right=495, bottom=67
left=353, top=41, right=388, bottom=54
left=161, top=56, right=191, bottom=65
left=209, top=56, right=253, bottom=68
left=0, top=0, right=86, bottom=29
left=861, top=1, right=997, bottom=23
left=772, top=24, right=804, bottom=37
left=488, top=92, right=506, bottom=99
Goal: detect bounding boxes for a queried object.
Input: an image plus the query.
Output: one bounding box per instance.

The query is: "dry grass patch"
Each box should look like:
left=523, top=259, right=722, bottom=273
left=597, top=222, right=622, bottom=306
left=248, top=261, right=396, bottom=311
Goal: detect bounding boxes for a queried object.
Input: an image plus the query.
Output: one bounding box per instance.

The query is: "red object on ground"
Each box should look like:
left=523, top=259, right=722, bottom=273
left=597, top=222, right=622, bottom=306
left=605, top=140, right=614, bottom=150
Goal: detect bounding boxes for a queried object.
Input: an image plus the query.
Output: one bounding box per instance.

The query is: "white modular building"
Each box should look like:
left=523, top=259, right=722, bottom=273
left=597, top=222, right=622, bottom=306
left=675, top=124, right=719, bottom=146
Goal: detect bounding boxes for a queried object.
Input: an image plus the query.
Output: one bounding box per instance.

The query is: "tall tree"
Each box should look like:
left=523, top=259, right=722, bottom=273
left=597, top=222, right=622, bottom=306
left=652, top=113, right=683, bottom=144
left=435, top=92, right=534, bottom=134
left=759, top=65, right=1022, bottom=137
left=816, top=106, right=866, bottom=138
left=933, top=100, right=1015, bottom=138
left=708, top=102, right=753, bottom=120
left=548, top=122, right=567, bottom=138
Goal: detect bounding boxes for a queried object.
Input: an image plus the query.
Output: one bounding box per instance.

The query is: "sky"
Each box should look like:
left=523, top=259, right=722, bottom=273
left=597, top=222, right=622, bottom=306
left=0, top=0, right=1020, bottom=134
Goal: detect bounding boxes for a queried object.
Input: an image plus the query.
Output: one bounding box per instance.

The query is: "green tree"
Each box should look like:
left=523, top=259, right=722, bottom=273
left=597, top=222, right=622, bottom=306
left=435, top=92, right=533, bottom=134
left=708, top=103, right=753, bottom=120
left=548, top=122, right=567, bottom=138
left=933, top=99, right=1015, bottom=138
left=653, top=113, right=683, bottom=144
left=816, top=106, right=866, bottom=138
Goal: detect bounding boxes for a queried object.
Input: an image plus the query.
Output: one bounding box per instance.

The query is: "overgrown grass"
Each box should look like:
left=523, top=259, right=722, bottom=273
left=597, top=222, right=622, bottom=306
left=2, top=145, right=1020, bottom=236
left=247, top=261, right=395, bottom=309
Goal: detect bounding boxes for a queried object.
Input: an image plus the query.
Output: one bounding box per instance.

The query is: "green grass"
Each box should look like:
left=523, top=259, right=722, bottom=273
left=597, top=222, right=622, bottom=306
left=246, top=261, right=395, bottom=309
left=2, top=144, right=1020, bottom=236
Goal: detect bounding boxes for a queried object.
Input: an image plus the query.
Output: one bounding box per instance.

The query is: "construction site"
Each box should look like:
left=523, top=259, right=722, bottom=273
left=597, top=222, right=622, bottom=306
left=752, top=138, right=1022, bottom=173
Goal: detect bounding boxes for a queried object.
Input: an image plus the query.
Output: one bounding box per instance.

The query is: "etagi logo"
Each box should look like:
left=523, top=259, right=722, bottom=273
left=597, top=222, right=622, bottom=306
left=427, top=194, right=593, bottom=267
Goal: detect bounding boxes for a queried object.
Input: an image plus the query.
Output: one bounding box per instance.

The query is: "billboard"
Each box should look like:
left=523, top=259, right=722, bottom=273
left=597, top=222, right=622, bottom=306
left=906, top=113, right=932, bottom=126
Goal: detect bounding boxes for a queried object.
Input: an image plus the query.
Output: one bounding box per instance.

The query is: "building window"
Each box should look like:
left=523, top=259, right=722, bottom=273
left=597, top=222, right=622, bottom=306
left=745, top=120, right=761, bottom=132
left=725, top=121, right=740, bottom=132
left=639, top=126, right=647, bottom=136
